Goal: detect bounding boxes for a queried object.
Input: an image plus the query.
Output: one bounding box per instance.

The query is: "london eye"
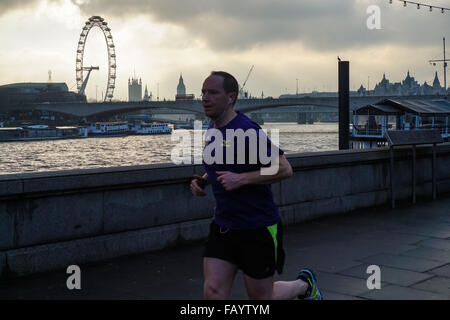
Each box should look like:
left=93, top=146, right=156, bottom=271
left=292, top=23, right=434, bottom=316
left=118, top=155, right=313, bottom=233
left=76, top=16, right=116, bottom=102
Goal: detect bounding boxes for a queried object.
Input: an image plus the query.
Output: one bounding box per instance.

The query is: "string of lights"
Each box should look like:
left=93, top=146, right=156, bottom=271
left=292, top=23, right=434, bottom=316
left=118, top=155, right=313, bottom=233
left=389, top=0, right=450, bottom=13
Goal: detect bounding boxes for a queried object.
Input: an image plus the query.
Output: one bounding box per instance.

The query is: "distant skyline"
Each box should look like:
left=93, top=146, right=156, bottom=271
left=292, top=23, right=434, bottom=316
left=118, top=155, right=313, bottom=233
left=1, top=0, right=450, bottom=101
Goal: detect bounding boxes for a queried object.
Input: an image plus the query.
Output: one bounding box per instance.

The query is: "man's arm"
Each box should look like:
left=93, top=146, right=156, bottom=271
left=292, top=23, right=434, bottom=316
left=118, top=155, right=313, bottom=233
left=216, top=155, right=293, bottom=191
left=241, top=154, right=292, bottom=185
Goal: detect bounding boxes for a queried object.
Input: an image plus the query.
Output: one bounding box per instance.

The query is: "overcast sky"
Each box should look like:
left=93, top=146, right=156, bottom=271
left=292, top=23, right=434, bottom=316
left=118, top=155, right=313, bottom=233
left=1, top=0, right=450, bottom=101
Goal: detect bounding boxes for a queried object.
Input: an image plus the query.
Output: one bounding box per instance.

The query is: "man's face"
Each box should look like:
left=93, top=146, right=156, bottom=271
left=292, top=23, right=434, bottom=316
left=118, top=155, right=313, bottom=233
left=201, top=75, right=231, bottom=120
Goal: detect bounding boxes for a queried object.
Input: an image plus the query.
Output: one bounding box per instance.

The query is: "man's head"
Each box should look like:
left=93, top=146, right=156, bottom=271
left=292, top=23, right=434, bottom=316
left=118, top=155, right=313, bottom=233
left=201, top=71, right=238, bottom=120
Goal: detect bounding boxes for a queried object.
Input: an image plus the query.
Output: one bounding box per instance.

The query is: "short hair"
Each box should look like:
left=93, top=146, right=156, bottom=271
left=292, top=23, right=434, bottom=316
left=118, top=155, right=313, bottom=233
left=210, top=71, right=239, bottom=96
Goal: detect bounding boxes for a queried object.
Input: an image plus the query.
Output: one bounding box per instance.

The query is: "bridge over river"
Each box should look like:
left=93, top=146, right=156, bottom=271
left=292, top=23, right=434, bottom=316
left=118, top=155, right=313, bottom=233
left=1, top=95, right=444, bottom=123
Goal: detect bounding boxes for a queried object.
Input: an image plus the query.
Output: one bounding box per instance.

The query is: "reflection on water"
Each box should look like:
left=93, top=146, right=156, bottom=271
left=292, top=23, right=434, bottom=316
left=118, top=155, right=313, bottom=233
left=0, top=123, right=338, bottom=175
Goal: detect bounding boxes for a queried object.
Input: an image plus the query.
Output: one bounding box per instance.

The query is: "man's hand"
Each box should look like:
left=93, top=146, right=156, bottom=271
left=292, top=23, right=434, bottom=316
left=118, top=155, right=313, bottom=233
left=190, top=174, right=207, bottom=196
left=216, top=171, right=244, bottom=191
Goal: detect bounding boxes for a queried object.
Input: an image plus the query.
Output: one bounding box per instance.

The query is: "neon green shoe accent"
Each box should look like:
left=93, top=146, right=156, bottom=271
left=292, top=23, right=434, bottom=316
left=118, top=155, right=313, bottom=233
left=307, top=278, right=320, bottom=300
left=266, top=223, right=278, bottom=262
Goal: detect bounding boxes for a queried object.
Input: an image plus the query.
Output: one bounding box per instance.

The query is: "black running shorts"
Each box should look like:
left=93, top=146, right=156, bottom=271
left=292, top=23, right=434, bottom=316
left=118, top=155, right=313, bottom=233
left=203, top=221, right=285, bottom=280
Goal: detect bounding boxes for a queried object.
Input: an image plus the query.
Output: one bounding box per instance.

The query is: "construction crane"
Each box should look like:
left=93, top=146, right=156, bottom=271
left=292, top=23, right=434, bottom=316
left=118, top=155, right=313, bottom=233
left=429, top=37, right=449, bottom=91
left=239, top=65, right=254, bottom=99
left=78, top=66, right=99, bottom=96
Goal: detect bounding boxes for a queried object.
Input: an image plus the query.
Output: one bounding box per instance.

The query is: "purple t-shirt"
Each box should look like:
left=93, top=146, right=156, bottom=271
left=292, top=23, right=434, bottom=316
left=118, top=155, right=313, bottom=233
left=202, top=112, right=284, bottom=230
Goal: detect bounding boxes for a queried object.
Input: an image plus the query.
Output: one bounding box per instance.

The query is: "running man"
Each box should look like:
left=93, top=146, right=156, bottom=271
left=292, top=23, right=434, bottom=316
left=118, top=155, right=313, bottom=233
left=191, top=71, right=322, bottom=300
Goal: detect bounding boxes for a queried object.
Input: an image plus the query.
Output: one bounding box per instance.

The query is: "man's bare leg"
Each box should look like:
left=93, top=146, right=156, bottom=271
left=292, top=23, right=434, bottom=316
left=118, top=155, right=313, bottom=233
left=243, top=275, right=274, bottom=299
left=273, top=279, right=308, bottom=300
left=203, top=257, right=238, bottom=299
left=243, top=275, right=308, bottom=300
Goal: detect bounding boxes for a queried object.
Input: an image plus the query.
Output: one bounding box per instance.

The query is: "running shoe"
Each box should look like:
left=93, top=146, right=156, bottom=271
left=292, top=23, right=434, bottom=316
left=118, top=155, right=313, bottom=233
left=297, top=268, right=323, bottom=300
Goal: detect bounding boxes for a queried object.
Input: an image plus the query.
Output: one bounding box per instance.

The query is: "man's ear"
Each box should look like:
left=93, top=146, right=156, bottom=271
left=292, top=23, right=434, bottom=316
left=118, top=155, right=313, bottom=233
left=230, top=93, right=237, bottom=104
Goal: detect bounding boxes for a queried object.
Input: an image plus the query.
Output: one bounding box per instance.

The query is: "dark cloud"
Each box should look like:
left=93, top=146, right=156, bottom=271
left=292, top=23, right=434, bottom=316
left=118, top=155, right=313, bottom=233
left=0, top=0, right=39, bottom=15
left=0, top=0, right=64, bottom=16
left=71, top=0, right=358, bottom=51
left=7, top=0, right=450, bottom=52
left=71, top=0, right=450, bottom=52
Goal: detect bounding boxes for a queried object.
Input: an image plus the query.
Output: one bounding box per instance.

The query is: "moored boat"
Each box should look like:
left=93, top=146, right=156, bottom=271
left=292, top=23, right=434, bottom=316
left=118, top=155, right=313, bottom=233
left=0, top=125, right=87, bottom=142
left=130, top=122, right=172, bottom=135
left=87, top=122, right=131, bottom=136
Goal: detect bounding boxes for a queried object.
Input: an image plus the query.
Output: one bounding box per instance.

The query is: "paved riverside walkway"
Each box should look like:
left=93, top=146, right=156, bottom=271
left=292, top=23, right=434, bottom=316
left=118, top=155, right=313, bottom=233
left=1, top=196, right=450, bottom=300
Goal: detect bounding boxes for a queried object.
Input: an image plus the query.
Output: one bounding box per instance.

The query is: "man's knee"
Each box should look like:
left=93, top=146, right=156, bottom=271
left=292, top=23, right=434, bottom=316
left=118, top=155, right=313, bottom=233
left=204, top=281, right=229, bottom=300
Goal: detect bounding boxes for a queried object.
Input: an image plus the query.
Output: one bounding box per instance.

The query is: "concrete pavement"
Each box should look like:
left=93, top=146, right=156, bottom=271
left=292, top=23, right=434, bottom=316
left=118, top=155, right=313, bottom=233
left=1, top=196, right=450, bottom=300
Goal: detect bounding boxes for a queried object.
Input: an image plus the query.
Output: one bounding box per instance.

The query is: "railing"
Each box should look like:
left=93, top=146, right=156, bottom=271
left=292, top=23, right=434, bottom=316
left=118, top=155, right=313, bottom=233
left=427, top=124, right=449, bottom=138
left=352, top=125, right=383, bottom=137
left=352, top=124, right=450, bottom=139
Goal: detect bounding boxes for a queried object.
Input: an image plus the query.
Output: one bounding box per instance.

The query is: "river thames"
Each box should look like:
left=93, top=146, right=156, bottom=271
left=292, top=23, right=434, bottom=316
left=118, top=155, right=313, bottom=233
left=0, top=123, right=338, bottom=175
